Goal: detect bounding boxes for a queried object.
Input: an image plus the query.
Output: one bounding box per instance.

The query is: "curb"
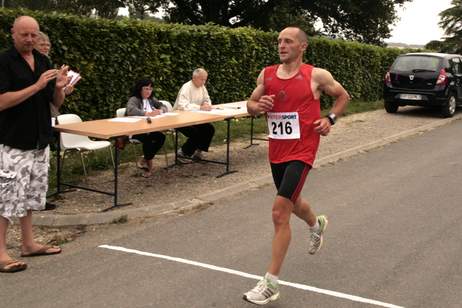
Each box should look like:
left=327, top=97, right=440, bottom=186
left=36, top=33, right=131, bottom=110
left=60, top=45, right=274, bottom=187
left=34, top=114, right=462, bottom=227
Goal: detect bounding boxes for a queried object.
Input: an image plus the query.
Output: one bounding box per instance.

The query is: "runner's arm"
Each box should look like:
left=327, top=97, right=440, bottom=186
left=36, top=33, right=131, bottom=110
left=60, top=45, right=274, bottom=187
left=315, top=68, right=350, bottom=117
left=313, top=68, right=350, bottom=136
left=247, top=69, right=274, bottom=116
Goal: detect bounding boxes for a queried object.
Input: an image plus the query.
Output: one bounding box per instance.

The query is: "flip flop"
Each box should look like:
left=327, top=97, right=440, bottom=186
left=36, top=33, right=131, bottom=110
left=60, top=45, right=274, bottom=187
left=0, top=259, right=27, bottom=273
left=141, top=170, right=153, bottom=178
left=20, top=245, right=62, bottom=257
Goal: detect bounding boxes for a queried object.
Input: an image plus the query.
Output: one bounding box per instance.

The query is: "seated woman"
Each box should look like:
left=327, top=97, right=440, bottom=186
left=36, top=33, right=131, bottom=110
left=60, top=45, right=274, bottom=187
left=126, top=79, right=167, bottom=177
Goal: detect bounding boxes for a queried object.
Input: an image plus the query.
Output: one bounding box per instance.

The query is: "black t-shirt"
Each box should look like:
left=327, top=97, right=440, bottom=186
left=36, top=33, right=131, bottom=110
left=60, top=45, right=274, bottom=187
left=0, top=47, right=54, bottom=150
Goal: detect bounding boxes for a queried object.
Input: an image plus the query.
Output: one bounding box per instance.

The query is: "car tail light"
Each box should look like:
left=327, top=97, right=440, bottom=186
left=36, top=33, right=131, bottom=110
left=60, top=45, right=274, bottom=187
left=384, top=71, right=391, bottom=87
left=436, top=68, right=448, bottom=86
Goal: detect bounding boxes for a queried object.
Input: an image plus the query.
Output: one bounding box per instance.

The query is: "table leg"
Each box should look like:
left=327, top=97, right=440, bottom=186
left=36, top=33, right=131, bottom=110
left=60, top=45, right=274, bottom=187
left=216, top=118, right=237, bottom=178
left=101, top=141, right=132, bottom=212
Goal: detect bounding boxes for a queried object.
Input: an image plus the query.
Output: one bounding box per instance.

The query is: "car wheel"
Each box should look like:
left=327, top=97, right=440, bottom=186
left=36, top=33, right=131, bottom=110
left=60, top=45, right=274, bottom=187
left=384, top=101, right=399, bottom=113
left=441, top=95, right=456, bottom=118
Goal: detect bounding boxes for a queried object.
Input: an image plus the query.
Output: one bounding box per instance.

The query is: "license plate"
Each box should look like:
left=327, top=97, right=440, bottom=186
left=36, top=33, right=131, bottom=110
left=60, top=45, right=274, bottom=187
left=400, top=93, right=422, bottom=100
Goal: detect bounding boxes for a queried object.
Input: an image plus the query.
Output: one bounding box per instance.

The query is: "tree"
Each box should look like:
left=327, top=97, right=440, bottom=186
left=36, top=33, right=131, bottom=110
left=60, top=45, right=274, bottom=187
left=264, top=0, right=316, bottom=36
left=300, top=0, right=412, bottom=45
left=425, top=40, right=445, bottom=52
left=1, top=0, right=55, bottom=10
left=1, top=0, right=124, bottom=19
left=57, top=0, right=124, bottom=18
left=126, top=0, right=164, bottom=19
left=1, top=0, right=165, bottom=19
left=439, top=0, right=462, bottom=53
left=163, top=0, right=412, bottom=44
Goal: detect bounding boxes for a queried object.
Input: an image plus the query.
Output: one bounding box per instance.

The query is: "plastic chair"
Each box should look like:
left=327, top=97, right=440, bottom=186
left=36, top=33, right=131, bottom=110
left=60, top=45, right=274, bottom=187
left=115, top=107, right=142, bottom=158
left=116, top=107, right=126, bottom=118
left=57, top=114, right=114, bottom=175
left=115, top=105, right=171, bottom=167
left=159, top=100, right=173, bottom=112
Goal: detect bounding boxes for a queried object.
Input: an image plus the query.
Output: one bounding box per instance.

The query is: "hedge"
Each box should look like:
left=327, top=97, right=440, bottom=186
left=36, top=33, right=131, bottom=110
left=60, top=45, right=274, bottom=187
left=0, top=8, right=404, bottom=119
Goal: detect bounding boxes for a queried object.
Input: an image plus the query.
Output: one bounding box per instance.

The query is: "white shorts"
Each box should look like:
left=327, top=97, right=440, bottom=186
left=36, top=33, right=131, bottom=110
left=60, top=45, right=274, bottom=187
left=0, top=144, right=49, bottom=221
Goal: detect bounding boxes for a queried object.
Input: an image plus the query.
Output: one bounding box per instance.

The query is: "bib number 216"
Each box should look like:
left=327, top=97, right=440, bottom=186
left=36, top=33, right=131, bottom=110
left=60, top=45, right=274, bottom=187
left=272, top=121, right=293, bottom=135
left=267, top=112, right=300, bottom=140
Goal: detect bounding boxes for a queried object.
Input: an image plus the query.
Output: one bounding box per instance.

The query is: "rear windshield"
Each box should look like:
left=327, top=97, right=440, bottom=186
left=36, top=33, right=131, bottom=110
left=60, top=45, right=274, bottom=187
left=392, top=55, right=441, bottom=72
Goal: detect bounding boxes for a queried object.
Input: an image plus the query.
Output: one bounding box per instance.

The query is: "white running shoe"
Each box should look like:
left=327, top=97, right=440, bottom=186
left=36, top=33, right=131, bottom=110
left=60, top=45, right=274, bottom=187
left=191, top=149, right=203, bottom=160
left=176, top=149, right=191, bottom=163
left=308, top=215, right=328, bottom=255
left=243, top=277, right=280, bottom=305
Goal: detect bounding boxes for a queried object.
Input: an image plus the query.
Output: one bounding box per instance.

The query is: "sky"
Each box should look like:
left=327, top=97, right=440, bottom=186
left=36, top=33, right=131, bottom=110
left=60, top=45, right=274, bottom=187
left=386, top=0, right=453, bottom=45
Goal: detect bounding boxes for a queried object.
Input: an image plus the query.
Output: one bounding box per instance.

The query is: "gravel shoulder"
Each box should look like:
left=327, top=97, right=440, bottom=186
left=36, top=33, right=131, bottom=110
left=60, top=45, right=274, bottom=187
left=43, top=106, right=461, bottom=215
left=7, top=106, right=462, bottom=256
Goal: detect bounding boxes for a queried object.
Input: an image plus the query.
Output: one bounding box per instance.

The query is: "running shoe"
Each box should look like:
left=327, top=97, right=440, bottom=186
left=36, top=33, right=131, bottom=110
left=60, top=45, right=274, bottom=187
left=243, top=277, right=280, bottom=305
left=176, top=149, right=191, bottom=163
left=191, top=149, right=203, bottom=161
left=308, top=215, right=328, bottom=255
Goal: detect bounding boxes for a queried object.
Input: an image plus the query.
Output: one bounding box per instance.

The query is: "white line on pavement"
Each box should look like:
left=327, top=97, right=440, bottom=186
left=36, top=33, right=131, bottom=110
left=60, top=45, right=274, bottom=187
left=99, top=244, right=404, bottom=308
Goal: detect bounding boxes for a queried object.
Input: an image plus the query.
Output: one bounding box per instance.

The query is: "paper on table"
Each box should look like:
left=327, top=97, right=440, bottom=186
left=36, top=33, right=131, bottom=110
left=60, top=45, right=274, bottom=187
left=108, top=117, right=142, bottom=123
left=196, top=108, right=245, bottom=116
left=132, top=112, right=179, bottom=119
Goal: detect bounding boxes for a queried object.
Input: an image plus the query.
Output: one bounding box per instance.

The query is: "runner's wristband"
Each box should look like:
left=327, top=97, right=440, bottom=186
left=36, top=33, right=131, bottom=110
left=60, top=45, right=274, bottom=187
left=327, top=112, right=337, bottom=125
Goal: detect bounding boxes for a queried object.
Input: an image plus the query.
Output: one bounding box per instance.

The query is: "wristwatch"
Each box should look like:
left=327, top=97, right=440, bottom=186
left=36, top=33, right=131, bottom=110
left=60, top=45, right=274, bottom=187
left=326, top=112, right=337, bottom=125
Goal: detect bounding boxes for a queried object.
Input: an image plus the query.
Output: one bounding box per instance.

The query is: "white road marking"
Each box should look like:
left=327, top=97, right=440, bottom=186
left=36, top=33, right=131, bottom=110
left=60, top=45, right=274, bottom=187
left=99, top=244, right=404, bottom=308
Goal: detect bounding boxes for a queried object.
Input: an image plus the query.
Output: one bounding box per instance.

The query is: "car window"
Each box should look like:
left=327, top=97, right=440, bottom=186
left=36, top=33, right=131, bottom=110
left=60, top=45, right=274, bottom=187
left=392, top=56, right=440, bottom=72
left=451, top=57, right=462, bottom=74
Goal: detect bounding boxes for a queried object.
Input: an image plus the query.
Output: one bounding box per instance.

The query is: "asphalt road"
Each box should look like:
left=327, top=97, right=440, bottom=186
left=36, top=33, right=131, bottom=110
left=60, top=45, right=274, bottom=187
left=2, top=119, right=462, bottom=308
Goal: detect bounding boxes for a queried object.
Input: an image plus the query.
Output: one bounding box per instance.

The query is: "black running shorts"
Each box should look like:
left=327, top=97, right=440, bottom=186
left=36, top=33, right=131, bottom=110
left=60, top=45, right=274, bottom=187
left=270, top=160, right=311, bottom=203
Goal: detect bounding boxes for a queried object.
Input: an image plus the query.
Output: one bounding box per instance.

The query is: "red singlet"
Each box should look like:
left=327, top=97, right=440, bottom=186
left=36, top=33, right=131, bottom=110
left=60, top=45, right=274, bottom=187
left=264, top=64, right=321, bottom=166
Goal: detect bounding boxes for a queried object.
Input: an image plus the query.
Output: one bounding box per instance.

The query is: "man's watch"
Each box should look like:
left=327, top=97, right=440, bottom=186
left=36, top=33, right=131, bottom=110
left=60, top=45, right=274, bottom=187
left=326, top=112, right=337, bottom=125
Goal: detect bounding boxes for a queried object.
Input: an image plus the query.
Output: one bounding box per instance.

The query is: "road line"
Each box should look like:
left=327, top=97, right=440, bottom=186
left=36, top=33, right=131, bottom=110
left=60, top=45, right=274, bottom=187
left=99, top=244, right=404, bottom=308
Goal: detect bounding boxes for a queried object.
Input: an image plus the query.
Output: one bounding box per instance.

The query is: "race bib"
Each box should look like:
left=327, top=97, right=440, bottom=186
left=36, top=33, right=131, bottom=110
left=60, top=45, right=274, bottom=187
left=267, top=112, right=300, bottom=139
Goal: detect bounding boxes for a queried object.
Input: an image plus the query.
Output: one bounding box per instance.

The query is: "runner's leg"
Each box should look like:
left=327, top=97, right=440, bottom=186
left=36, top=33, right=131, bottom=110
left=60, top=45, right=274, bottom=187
left=267, top=195, right=293, bottom=275
left=293, top=197, right=317, bottom=227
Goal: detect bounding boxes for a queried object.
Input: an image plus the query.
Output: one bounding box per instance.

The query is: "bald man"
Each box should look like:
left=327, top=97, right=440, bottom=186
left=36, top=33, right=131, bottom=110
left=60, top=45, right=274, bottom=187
left=243, top=27, right=350, bottom=305
left=0, top=16, right=69, bottom=273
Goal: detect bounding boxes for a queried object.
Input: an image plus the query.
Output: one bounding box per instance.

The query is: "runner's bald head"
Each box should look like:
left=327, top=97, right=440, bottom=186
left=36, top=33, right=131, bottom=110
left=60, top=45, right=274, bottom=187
left=282, top=26, right=307, bottom=44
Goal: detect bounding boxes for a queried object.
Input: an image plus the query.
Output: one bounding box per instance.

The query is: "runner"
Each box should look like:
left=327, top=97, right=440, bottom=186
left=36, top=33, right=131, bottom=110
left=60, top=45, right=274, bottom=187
left=243, top=26, right=350, bottom=305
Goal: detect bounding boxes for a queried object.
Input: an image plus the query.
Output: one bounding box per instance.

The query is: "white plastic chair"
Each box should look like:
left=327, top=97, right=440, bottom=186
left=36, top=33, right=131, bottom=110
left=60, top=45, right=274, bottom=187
left=57, top=114, right=114, bottom=175
left=159, top=100, right=173, bottom=112
left=116, top=107, right=126, bottom=118
left=116, top=106, right=170, bottom=167
left=115, top=107, right=142, bottom=156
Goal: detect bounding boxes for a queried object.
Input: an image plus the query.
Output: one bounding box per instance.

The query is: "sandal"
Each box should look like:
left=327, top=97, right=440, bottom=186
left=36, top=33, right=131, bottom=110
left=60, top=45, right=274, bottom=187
left=0, top=259, right=27, bottom=273
left=136, top=158, right=148, bottom=170
left=141, top=170, right=153, bottom=178
left=21, top=245, right=62, bottom=257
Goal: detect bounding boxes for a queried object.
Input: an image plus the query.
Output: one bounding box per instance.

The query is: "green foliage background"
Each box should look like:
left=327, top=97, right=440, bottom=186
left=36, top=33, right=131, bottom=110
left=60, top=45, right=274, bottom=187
left=0, top=8, right=404, bottom=119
